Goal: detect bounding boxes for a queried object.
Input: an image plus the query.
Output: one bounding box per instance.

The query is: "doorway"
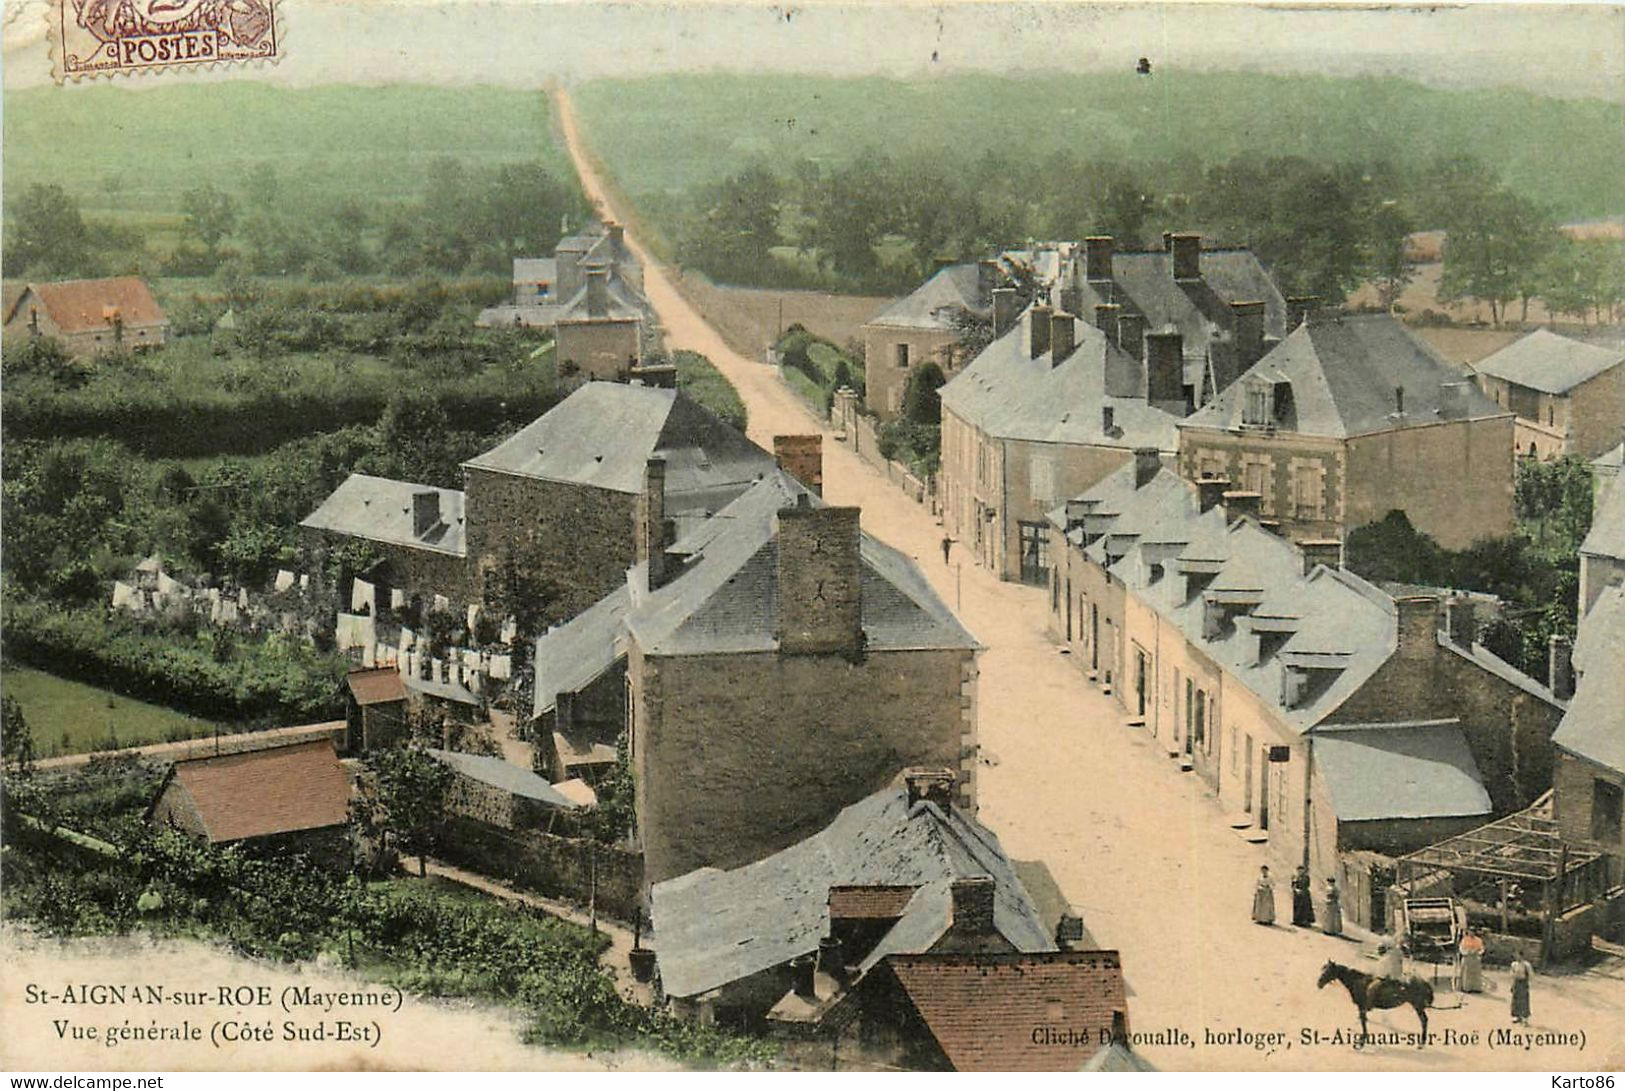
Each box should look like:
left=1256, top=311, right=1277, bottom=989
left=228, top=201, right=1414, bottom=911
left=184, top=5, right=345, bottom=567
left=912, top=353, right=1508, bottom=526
left=1258, top=746, right=1271, bottom=832
left=1243, top=732, right=1255, bottom=813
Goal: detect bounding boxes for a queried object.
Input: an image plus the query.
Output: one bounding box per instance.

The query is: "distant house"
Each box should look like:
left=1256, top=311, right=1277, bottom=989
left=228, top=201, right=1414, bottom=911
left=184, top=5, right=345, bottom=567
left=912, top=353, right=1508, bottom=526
left=1472, top=330, right=1625, bottom=460
left=1047, top=461, right=1566, bottom=902
left=342, top=667, right=409, bottom=752
left=1178, top=312, right=1515, bottom=549
left=511, top=257, right=558, bottom=306
left=3, top=276, right=169, bottom=357
left=862, top=259, right=1001, bottom=419
left=650, top=770, right=1056, bottom=1027
left=303, top=475, right=469, bottom=605
left=1580, top=480, right=1625, bottom=614
left=1551, top=587, right=1625, bottom=872
left=146, top=739, right=353, bottom=867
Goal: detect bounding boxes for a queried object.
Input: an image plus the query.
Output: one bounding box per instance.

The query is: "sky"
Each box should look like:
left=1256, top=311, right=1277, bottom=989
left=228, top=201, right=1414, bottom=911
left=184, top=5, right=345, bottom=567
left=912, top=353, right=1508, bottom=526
left=3, top=0, right=1623, bottom=100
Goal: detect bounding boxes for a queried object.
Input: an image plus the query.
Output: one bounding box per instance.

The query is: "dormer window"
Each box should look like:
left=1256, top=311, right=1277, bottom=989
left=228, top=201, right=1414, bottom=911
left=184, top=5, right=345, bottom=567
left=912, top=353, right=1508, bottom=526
left=1242, top=380, right=1274, bottom=427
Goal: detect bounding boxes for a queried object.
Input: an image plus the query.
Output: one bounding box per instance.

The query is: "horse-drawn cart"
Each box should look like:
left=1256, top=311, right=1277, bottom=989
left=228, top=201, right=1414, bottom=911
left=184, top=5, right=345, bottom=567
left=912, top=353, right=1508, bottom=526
left=1398, top=896, right=1466, bottom=964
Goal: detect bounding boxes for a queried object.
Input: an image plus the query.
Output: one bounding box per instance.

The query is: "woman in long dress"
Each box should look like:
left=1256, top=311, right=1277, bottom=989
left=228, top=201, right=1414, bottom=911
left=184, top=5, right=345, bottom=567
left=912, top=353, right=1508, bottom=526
left=1458, top=929, right=1485, bottom=993
left=1321, top=877, right=1343, bottom=936
left=1292, top=865, right=1316, bottom=927
left=1252, top=865, right=1276, bottom=925
left=1509, top=954, right=1533, bottom=1024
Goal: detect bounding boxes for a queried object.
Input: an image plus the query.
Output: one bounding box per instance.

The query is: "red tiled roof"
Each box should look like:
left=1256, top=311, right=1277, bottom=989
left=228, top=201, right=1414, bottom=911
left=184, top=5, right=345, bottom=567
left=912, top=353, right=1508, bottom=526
left=11, top=277, right=167, bottom=333
left=345, top=668, right=406, bottom=706
left=828, top=884, right=919, bottom=920
left=885, top=951, right=1128, bottom=1072
left=170, top=739, right=352, bottom=843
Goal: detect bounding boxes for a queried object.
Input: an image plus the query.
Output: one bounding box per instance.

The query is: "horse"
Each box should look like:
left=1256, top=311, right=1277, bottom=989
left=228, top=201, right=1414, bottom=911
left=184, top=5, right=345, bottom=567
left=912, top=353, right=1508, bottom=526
left=1317, top=960, right=1433, bottom=1048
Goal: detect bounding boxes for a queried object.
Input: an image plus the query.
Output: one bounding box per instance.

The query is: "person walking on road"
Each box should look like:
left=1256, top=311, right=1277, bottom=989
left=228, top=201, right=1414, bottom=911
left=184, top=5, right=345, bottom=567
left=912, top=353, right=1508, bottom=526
left=941, top=535, right=954, bottom=565
left=1509, top=954, right=1533, bottom=1024
left=1252, top=865, right=1277, bottom=925
left=1321, top=876, right=1343, bottom=937
left=1291, top=864, right=1316, bottom=927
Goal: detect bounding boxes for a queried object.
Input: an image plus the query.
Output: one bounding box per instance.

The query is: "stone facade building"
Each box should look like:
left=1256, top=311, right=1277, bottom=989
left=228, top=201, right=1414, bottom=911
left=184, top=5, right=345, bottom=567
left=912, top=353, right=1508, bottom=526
left=1552, top=586, right=1625, bottom=879
left=1178, top=312, right=1515, bottom=549
left=1046, top=461, right=1566, bottom=879
left=428, top=748, right=583, bottom=831
left=1580, top=476, right=1625, bottom=614
left=862, top=259, right=1005, bottom=419
left=1472, top=330, right=1625, bottom=461
left=3, top=277, right=169, bottom=357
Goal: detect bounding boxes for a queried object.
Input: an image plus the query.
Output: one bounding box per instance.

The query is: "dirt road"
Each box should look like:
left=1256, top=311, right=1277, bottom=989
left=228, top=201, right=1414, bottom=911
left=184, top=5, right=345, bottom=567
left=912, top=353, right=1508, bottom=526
left=552, top=90, right=1625, bottom=1071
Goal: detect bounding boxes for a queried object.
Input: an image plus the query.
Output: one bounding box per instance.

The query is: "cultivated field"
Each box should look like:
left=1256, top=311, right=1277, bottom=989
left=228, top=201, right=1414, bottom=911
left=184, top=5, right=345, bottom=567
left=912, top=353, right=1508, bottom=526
left=2, top=665, right=228, bottom=758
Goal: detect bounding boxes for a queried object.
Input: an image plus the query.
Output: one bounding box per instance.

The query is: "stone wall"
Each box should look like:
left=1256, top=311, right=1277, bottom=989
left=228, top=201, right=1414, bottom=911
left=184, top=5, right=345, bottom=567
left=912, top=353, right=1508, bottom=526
left=631, top=645, right=977, bottom=885
left=437, top=815, right=644, bottom=921
left=1344, top=416, right=1515, bottom=550
left=305, top=529, right=469, bottom=609
left=1553, top=748, right=1625, bottom=862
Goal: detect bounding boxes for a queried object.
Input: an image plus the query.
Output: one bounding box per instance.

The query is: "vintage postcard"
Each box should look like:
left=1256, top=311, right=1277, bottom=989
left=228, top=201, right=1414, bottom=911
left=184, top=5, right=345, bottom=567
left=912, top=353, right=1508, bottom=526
left=2, top=0, right=1623, bottom=1079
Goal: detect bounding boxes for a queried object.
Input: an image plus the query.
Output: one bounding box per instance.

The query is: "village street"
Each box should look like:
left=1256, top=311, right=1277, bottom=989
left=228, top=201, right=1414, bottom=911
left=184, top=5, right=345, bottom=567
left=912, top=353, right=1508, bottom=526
left=551, top=92, right=1625, bottom=1070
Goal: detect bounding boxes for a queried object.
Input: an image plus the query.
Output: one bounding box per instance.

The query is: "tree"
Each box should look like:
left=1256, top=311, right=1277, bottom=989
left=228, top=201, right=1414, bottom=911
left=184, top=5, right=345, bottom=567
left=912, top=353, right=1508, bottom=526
left=1366, top=200, right=1416, bottom=311
left=4, top=184, right=94, bottom=276
left=3, top=697, right=36, bottom=780
left=1438, top=189, right=1556, bottom=326
left=902, top=360, right=946, bottom=426
left=181, top=184, right=238, bottom=262
left=364, top=745, right=452, bottom=878
left=679, top=163, right=785, bottom=283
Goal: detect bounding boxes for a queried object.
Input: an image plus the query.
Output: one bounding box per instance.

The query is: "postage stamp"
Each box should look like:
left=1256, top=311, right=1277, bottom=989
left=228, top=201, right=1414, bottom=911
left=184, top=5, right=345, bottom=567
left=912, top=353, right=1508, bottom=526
left=49, top=0, right=279, bottom=82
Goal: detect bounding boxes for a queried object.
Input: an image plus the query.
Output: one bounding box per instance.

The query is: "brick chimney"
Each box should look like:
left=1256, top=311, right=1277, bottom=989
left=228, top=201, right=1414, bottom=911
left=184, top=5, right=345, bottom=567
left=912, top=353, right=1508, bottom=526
left=1133, top=447, right=1161, bottom=489
left=637, top=457, right=669, bottom=591
left=1221, top=490, right=1262, bottom=520
left=1394, top=595, right=1441, bottom=661
left=1118, top=313, right=1147, bottom=362
left=1094, top=303, right=1122, bottom=349
left=1055, top=912, right=1086, bottom=951
left=818, top=933, right=847, bottom=984
left=1170, top=233, right=1202, bottom=281
left=412, top=490, right=441, bottom=537
left=1146, top=330, right=1185, bottom=404
left=1445, top=596, right=1476, bottom=648
left=776, top=501, right=863, bottom=657
left=1299, top=538, right=1342, bottom=576
left=1051, top=312, right=1076, bottom=366
left=586, top=266, right=609, bottom=318
left=790, top=954, right=817, bottom=999
left=1085, top=235, right=1114, bottom=282
left=992, top=287, right=1019, bottom=337
left=904, top=767, right=956, bottom=810
left=1287, top=296, right=1320, bottom=331
left=1030, top=303, right=1053, bottom=358
left=1439, top=380, right=1471, bottom=418
left=1196, top=477, right=1231, bottom=513
left=950, top=877, right=996, bottom=936
left=1548, top=633, right=1575, bottom=699
left=1232, top=300, right=1267, bottom=369
left=774, top=434, right=823, bottom=495
left=607, top=222, right=625, bottom=254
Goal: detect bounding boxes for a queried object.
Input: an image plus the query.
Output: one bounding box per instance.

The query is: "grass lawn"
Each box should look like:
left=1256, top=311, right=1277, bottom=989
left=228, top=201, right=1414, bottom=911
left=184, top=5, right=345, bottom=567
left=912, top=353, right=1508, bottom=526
left=1, top=664, right=231, bottom=758
left=674, top=350, right=748, bottom=434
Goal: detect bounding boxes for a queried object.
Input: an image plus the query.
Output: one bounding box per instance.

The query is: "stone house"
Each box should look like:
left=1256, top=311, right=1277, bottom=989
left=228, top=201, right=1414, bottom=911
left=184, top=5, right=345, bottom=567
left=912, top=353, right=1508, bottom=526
left=510, top=257, right=557, bottom=306
left=649, top=770, right=1055, bottom=1028
left=427, top=748, right=584, bottom=831
left=1580, top=478, right=1625, bottom=614
left=1472, top=330, right=1625, bottom=461
left=529, top=465, right=981, bottom=885
left=1046, top=461, right=1566, bottom=880
left=302, top=382, right=776, bottom=627
left=1178, top=312, right=1516, bottom=550
left=3, top=277, right=169, bottom=357
left=145, top=739, right=353, bottom=867
left=862, top=259, right=1002, bottom=419
left=1551, top=586, right=1625, bottom=880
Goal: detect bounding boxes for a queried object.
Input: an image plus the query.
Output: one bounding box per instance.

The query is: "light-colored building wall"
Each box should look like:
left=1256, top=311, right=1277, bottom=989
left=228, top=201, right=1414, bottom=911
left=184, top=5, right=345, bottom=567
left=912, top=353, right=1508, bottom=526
left=862, top=325, right=961, bottom=420
left=1581, top=551, right=1625, bottom=615
left=556, top=318, right=641, bottom=383
left=1553, top=749, right=1625, bottom=865
left=1343, top=416, right=1516, bottom=549
left=1478, top=369, right=1625, bottom=461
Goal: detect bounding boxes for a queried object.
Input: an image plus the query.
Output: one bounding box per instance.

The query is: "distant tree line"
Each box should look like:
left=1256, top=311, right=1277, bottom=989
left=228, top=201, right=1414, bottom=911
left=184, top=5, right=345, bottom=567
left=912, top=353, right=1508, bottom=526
left=675, top=151, right=1625, bottom=321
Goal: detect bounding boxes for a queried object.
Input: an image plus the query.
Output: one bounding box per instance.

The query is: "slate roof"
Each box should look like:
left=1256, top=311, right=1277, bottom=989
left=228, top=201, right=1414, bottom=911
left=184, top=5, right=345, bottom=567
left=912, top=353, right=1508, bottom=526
left=1312, top=722, right=1493, bottom=822
left=883, top=950, right=1128, bottom=1072
left=464, top=383, right=774, bottom=510
left=1552, top=586, right=1625, bottom=774
left=1581, top=477, right=1625, bottom=561
left=404, top=673, right=481, bottom=706
left=159, top=740, right=351, bottom=843
left=345, top=668, right=406, bottom=707
left=7, top=277, right=167, bottom=333
left=300, top=474, right=466, bottom=556
left=1472, top=330, right=1625, bottom=395
left=939, top=310, right=1181, bottom=451
left=554, top=273, right=648, bottom=324
left=512, top=257, right=557, bottom=286
left=650, top=784, right=1053, bottom=1001
left=866, top=262, right=988, bottom=331
left=531, top=470, right=977, bottom=716
left=427, top=749, right=579, bottom=809
left=1182, top=313, right=1508, bottom=438
left=1439, top=636, right=1566, bottom=710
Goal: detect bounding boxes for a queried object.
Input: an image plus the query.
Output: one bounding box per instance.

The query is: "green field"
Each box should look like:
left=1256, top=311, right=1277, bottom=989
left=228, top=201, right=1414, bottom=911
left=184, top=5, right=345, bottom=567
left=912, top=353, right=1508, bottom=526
left=3, top=82, right=568, bottom=232
left=573, top=71, right=1625, bottom=221
left=1, top=664, right=230, bottom=758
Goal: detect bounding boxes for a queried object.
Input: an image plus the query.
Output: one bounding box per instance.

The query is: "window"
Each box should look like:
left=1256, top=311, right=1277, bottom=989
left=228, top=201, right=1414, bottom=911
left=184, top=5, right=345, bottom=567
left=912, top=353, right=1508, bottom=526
left=1290, top=460, right=1325, bottom=521
left=1018, top=521, right=1051, bottom=586
left=1594, top=779, right=1623, bottom=844
left=896, top=342, right=911, bottom=369
left=1194, top=689, right=1208, bottom=751
left=1030, top=453, right=1056, bottom=504
left=1242, top=380, right=1274, bottom=427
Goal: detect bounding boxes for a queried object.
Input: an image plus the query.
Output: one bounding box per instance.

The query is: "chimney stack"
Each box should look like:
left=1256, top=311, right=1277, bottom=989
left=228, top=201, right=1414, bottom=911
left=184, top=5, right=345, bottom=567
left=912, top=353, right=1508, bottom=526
left=1445, top=596, right=1476, bottom=648
left=607, top=222, right=625, bottom=255
left=1085, top=235, right=1115, bottom=282
left=586, top=266, right=609, bottom=318
left=1133, top=447, right=1161, bottom=489
left=1118, top=312, right=1147, bottom=362
left=903, top=767, right=956, bottom=810
left=1030, top=303, right=1053, bottom=358
left=1094, top=303, right=1122, bottom=348
left=818, top=934, right=847, bottom=985
left=412, top=490, right=441, bottom=537
left=774, top=434, right=823, bottom=495
left=1548, top=633, right=1575, bottom=699
left=949, top=877, right=997, bottom=937
left=790, top=954, right=817, bottom=999
left=1287, top=296, right=1320, bottom=331
left=1145, top=330, right=1185, bottom=404
left=1051, top=312, right=1076, bottom=366
left=1221, top=490, right=1262, bottom=520
left=1171, top=233, right=1203, bottom=281
left=1196, top=477, right=1231, bottom=513
left=637, top=457, right=669, bottom=591
left=1395, top=596, right=1441, bottom=661
left=1055, top=912, right=1086, bottom=952
left=992, top=287, right=1019, bottom=337
left=1439, top=380, right=1470, bottom=418
left=1299, top=538, right=1342, bottom=576
left=1231, top=300, right=1267, bottom=369
left=1101, top=405, right=1117, bottom=435
left=776, top=504, right=863, bottom=657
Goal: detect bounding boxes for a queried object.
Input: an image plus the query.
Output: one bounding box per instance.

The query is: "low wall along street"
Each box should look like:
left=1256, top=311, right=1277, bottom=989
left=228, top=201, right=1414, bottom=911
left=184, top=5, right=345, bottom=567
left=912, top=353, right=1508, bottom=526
left=438, top=816, right=643, bottom=922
